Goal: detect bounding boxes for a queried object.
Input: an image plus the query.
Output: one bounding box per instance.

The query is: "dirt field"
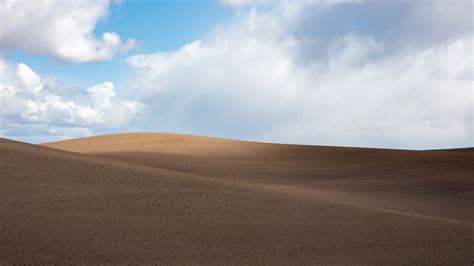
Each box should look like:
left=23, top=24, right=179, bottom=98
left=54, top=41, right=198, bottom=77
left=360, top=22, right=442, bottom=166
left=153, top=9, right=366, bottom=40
left=1, top=133, right=473, bottom=264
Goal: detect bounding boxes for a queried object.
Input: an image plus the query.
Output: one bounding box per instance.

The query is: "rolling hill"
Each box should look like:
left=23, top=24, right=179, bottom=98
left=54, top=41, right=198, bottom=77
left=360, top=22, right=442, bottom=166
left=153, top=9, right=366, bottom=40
left=1, top=133, right=473, bottom=264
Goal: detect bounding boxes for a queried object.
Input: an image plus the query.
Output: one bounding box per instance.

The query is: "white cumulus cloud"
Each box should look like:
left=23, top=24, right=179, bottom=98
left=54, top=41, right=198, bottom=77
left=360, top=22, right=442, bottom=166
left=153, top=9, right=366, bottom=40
left=126, top=1, right=473, bottom=149
left=0, top=0, right=137, bottom=63
left=0, top=59, right=138, bottom=142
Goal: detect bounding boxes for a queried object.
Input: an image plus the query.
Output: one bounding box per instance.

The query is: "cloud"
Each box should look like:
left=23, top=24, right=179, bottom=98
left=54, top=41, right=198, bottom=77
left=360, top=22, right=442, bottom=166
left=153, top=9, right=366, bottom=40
left=0, top=59, right=138, bottom=142
left=289, top=1, right=473, bottom=51
left=218, top=0, right=268, bottom=8
left=0, top=0, right=137, bottom=63
left=126, top=1, right=473, bottom=149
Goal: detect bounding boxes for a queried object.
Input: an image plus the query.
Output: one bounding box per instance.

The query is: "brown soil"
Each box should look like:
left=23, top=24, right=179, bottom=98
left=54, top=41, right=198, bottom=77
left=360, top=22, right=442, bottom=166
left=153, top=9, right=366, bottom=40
left=1, top=133, right=473, bottom=264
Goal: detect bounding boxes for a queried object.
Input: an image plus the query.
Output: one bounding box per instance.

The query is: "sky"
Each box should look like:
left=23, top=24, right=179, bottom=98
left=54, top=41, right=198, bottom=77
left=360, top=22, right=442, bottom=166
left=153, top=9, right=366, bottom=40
left=0, top=0, right=473, bottom=149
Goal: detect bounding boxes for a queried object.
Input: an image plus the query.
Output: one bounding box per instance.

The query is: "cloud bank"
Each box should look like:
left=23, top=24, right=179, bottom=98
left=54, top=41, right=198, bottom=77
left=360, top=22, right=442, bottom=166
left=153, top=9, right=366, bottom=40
left=0, top=59, right=138, bottom=142
left=1, top=1, right=472, bottom=148
left=0, top=0, right=136, bottom=63
left=127, top=1, right=473, bottom=149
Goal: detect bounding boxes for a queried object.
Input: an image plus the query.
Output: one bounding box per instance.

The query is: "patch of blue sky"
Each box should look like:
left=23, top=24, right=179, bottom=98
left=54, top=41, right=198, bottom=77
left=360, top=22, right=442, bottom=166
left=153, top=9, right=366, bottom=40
left=4, top=0, right=232, bottom=93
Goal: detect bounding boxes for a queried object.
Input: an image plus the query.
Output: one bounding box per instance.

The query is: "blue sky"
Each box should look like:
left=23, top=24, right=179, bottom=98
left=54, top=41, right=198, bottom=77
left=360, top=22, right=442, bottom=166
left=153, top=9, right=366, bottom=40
left=4, top=0, right=232, bottom=88
left=0, top=0, right=472, bottom=149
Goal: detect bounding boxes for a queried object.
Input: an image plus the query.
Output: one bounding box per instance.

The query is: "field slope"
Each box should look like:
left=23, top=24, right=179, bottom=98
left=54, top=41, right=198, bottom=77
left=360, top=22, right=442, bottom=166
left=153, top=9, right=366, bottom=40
left=1, top=133, right=473, bottom=264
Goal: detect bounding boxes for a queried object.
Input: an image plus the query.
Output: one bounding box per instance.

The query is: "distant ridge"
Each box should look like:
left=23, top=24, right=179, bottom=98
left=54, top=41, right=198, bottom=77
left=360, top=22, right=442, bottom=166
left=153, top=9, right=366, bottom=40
left=44, top=132, right=474, bottom=223
left=428, top=147, right=474, bottom=152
